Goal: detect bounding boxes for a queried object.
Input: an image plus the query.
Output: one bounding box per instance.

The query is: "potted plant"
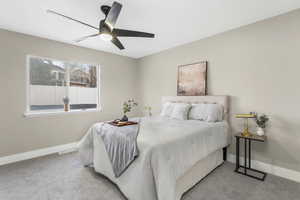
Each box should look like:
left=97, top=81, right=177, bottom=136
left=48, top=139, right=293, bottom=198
left=254, top=114, right=269, bottom=136
left=121, top=99, right=138, bottom=121
left=63, top=96, right=70, bottom=112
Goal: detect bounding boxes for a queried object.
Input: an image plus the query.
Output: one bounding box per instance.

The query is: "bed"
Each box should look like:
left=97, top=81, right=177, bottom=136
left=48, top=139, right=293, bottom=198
left=79, top=95, right=230, bottom=200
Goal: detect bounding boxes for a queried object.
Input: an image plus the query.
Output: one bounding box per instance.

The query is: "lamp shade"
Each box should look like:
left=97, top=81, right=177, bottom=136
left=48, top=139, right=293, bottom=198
left=236, top=114, right=256, bottom=118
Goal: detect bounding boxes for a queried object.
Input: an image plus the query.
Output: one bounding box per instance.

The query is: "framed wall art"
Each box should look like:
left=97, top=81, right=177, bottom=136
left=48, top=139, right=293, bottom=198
left=177, top=61, right=207, bottom=96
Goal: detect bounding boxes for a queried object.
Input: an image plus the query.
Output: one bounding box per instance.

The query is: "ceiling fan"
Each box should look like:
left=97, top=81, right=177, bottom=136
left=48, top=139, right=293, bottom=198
left=47, top=1, right=155, bottom=50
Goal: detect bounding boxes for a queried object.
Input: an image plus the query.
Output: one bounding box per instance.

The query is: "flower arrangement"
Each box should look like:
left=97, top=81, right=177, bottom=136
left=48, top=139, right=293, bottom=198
left=144, top=106, right=152, bottom=117
left=254, top=114, right=269, bottom=128
left=121, top=99, right=138, bottom=121
left=123, top=99, right=138, bottom=114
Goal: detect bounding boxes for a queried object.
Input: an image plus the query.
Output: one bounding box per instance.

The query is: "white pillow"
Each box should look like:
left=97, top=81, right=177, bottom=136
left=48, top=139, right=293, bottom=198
left=189, top=104, right=207, bottom=121
left=189, top=103, right=223, bottom=122
left=160, top=102, right=175, bottom=117
left=170, top=103, right=191, bottom=120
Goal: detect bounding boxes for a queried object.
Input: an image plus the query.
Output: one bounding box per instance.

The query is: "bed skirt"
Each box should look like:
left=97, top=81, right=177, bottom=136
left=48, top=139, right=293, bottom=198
left=176, top=149, right=223, bottom=199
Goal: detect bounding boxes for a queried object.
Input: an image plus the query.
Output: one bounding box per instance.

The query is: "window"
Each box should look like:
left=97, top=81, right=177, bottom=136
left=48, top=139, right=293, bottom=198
left=26, top=56, right=100, bottom=116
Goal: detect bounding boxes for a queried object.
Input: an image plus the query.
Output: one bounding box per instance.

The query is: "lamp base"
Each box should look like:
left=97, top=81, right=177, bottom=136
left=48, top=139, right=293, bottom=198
left=241, top=129, right=252, bottom=137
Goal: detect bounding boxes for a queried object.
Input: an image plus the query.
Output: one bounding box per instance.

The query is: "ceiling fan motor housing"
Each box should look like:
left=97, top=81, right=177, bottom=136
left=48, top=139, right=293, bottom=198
left=99, top=20, right=111, bottom=34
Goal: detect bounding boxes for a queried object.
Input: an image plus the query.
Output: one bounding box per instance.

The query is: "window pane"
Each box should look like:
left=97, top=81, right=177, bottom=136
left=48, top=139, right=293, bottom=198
left=69, top=64, right=97, bottom=88
left=29, top=57, right=66, bottom=112
left=28, top=56, right=99, bottom=113
left=69, top=64, right=98, bottom=110
left=30, top=57, right=66, bottom=86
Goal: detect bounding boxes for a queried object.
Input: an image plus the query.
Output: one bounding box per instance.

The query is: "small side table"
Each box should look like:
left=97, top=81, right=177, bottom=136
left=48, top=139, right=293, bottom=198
left=235, top=133, right=267, bottom=181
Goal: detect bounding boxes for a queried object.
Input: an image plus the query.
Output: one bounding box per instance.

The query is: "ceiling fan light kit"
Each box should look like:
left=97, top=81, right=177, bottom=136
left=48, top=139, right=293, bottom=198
left=47, top=1, right=155, bottom=50
left=100, top=33, right=113, bottom=41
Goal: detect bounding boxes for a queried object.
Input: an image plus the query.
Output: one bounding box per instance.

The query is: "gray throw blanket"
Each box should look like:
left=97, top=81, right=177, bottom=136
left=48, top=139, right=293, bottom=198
left=97, top=121, right=140, bottom=177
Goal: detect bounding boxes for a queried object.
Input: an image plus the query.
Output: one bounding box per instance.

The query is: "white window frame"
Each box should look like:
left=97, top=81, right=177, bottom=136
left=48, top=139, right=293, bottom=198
left=24, top=55, right=101, bottom=117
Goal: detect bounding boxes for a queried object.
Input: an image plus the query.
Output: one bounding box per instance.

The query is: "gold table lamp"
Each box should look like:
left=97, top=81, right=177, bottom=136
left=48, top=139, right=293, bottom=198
left=236, top=114, right=256, bottom=137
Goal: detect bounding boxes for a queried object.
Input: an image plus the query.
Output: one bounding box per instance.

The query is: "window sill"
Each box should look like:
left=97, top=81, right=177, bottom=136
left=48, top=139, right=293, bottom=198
left=23, top=109, right=101, bottom=118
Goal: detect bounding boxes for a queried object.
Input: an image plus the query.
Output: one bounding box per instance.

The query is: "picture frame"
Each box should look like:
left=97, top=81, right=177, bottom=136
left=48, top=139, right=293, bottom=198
left=177, top=61, right=207, bottom=96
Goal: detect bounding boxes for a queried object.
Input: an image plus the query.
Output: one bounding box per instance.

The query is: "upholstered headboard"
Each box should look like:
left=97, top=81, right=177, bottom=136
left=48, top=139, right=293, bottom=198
left=161, top=96, right=229, bottom=121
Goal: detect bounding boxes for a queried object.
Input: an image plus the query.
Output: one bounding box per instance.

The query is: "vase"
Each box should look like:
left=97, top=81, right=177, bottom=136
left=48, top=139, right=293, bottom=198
left=121, top=115, right=128, bottom=122
left=257, top=127, right=264, bottom=136
left=64, top=104, right=69, bottom=112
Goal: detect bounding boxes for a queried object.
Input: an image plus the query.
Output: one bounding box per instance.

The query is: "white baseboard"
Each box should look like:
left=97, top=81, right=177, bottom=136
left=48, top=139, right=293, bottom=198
left=0, top=142, right=78, bottom=166
left=228, top=153, right=300, bottom=183
left=1, top=146, right=299, bottom=184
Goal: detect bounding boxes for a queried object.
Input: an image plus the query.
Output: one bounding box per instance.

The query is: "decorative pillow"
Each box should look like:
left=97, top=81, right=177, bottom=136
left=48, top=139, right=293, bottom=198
left=189, top=104, right=207, bottom=121
left=160, top=102, right=175, bottom=117
left=170, top=103, right=191, bottom=120
left=189, top=103, right=223, bottom=122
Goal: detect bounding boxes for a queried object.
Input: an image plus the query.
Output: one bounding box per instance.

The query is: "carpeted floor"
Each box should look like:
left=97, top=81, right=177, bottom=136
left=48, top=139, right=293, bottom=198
left=0, top=152, right=299, bottom=200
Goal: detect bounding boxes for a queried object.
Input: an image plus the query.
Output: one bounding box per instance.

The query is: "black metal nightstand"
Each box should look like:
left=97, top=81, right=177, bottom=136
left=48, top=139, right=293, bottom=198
left=235, top=133, right=267, bottom=181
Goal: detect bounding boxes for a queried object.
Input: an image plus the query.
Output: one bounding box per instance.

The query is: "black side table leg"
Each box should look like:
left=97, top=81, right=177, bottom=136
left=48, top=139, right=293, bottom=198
left=244, top=138, right=247, bottom=174
left=248, top=139, right=251, bottom=168
left=235, top=137, right=240, bottom=171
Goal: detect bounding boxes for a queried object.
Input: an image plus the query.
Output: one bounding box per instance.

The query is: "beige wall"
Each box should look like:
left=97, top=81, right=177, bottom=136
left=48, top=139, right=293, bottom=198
left=138, top=10, right=300, bottom=172
left=0, top=29, right=138, bottom=157
left=1, top=9, right=300, bottom=173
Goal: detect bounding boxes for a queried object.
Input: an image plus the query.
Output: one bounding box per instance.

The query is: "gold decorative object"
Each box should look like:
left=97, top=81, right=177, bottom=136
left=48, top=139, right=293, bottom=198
left=63, top=97, right=70, bottom=112
left=64, top=104, right=69, bottom=112
left=236, top=114, right=256, bottom=137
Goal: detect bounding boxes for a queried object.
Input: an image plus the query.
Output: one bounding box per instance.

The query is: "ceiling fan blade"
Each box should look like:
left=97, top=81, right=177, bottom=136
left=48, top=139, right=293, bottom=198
left=111, top=37, right=125, bottom=50
left=105, top=2, right=122, bottom=30
left=47, top=10, right=99, bottom=31
left=113, top=29, right=155, bottom=38
left=74, top=33, right=100, bottom=43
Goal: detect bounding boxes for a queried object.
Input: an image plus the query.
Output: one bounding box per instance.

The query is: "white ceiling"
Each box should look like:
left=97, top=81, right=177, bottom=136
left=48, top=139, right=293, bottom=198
left=1, top=0, right=300, bottom=58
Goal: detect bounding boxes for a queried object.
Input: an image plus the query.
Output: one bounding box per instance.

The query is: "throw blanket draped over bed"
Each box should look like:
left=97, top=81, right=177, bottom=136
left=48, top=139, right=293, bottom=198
left=79, top=116, right=229, bottom=200
left=83, top=121, right=139, bottom=177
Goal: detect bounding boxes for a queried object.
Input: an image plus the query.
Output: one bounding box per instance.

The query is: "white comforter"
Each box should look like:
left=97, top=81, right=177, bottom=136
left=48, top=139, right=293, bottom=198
left=78, top=116, right=229, bottom=200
